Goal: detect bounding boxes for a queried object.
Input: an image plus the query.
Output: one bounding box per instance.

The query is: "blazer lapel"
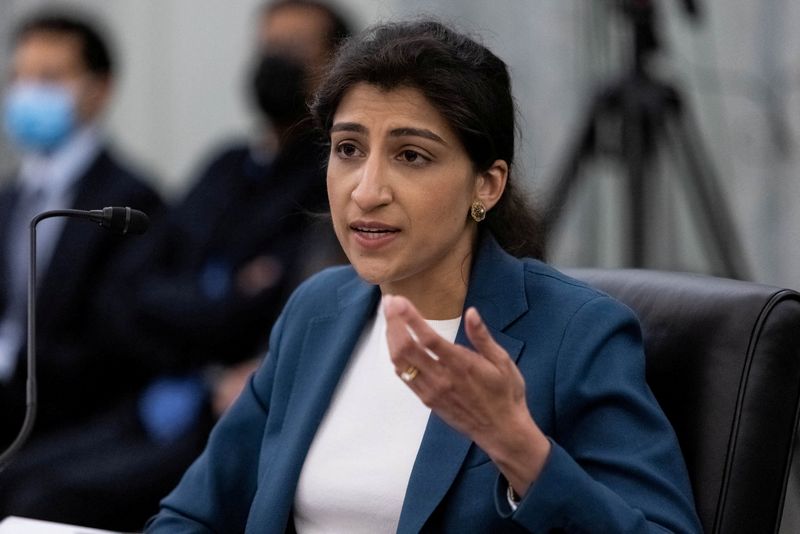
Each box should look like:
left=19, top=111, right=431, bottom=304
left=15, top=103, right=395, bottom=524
left=248, top=275, right=381, bottom=532
left=397, top=234, right=527, bottom=533
left=280, top=276, right=381, bottom=454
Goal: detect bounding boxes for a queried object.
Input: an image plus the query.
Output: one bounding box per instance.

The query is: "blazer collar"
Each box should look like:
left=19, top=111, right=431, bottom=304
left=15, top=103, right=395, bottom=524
left=461, top=232, right=528, bottom=335
left=250, top=274, right=380, bottom=531
left=397, top=233, right=528, bottom=533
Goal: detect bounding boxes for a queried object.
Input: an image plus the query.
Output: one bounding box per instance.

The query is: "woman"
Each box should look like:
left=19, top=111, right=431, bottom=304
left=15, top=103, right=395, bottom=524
left=147, top=20, right=701, bottom=533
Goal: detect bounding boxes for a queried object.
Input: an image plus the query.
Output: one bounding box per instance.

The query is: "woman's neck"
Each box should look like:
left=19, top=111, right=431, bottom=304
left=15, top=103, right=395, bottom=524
left=380, top=255, right=471, bottom=320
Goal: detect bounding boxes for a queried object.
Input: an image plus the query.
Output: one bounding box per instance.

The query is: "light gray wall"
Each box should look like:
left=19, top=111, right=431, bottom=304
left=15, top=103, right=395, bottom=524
left=1, top=0, right=799, bottom=291
left=3, top=0, right=278, bottom=196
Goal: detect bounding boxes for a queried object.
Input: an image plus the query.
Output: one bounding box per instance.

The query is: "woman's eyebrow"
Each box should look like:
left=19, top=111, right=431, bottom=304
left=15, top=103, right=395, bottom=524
left=389, top=127, right=447, bottom=145
left=330, top=122, right=448, bottom=148
left=330, top=122, right=367, bottom=134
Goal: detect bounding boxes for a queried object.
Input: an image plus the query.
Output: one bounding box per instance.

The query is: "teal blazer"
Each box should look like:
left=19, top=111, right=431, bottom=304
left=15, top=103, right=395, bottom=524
left=147, top=234, right=701, bottom=533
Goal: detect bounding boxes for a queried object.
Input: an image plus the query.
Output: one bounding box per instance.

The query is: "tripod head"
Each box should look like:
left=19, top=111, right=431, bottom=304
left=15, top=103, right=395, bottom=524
left=616, top=0, right=702, bottom=73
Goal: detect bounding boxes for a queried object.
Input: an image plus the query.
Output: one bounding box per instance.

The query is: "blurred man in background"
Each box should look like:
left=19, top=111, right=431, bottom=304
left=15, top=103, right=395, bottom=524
left=0, top=13, right=163, bottom=449
left=103, top=0, right=352, bottom=394
left=0, top=2, right=350, bottom=530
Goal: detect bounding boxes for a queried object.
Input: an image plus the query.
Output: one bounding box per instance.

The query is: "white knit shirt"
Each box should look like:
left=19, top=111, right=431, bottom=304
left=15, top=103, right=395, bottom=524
left=293, top=305, right=462, bottom=533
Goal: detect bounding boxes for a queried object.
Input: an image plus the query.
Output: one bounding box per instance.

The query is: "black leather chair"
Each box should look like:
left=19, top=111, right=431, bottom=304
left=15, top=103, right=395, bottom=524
left=566, top=268, right=800, bottom=534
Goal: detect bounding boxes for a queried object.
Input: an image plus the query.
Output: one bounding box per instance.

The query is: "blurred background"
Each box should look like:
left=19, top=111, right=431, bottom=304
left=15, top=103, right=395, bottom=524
left=1, top=0, right=799, bottom=289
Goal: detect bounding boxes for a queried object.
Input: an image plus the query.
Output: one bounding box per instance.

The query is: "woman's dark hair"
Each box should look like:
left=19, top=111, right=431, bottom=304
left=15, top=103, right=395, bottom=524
left=13, top=12, right=114, bottom=78
left=311, top=20, right=544, bottom=259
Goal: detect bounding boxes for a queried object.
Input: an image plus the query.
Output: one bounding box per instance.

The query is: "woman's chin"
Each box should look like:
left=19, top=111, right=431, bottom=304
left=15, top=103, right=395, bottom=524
left=353, top=268, right=389, bottom=286
left=349, top=260, right=397, bottom=287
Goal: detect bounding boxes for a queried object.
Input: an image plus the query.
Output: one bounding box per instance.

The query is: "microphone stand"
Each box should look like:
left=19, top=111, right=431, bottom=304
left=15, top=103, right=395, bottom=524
left=0, top=208, right=147, bottom=472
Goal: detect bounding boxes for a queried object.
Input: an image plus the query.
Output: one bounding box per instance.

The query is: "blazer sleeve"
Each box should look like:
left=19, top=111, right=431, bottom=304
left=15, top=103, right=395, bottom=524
left=144, top=286, right=298, bottom=533
left=501, top=296, right=702, bottom=533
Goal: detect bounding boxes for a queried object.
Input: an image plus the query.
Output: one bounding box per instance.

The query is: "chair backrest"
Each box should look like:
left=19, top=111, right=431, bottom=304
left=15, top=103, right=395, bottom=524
left=565, top=268, right=800, bottom=534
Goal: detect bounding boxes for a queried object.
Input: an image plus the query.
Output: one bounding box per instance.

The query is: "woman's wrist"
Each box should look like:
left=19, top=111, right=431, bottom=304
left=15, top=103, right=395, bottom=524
left=482, top=408, right=550, bottom=498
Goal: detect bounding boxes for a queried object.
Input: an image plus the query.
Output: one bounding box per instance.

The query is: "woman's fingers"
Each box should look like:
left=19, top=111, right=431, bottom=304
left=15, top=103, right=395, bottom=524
left=464, top=307, right=507, bottom=367
left=383, top=296, right=512, bottom=382
left=383, top=295, right=464, bottom=369
left=383, top=295, right=441, bottom=379
left=382, top=295, right=538, bottom=454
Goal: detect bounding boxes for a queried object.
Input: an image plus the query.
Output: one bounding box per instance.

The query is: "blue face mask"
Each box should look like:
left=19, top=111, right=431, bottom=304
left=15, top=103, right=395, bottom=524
left=3, top=82, right=77, bottom=153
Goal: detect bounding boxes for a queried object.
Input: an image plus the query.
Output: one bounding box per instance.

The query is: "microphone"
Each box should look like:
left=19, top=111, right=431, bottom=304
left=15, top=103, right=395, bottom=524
left=0, top=207, right=149, bottom=472
left=89, top=206, right=150, bottom=235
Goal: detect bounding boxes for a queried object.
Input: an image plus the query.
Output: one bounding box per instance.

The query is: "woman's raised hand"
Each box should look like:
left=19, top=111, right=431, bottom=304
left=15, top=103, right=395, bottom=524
left=383, top=294, right=551, bottom=497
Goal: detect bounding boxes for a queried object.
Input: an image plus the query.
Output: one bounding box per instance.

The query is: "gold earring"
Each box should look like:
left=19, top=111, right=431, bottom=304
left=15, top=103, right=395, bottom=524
left=470, top=200, right=486, bottom=222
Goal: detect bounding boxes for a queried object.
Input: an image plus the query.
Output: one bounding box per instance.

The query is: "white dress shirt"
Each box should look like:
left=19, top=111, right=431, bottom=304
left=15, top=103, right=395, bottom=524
left=0, top=125, right=102, bottom=380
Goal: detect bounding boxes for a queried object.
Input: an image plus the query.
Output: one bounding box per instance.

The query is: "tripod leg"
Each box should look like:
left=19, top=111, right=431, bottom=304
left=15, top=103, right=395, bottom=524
left=663, top=107, right=750, bottom=279
left=621, top=92, right=649, bottom=267
left=543, top=99, right=603, bottom=240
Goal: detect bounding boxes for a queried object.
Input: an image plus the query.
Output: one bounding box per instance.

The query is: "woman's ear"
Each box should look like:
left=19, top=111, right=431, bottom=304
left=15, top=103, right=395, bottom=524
left=474, top=159, right=508, bottom=211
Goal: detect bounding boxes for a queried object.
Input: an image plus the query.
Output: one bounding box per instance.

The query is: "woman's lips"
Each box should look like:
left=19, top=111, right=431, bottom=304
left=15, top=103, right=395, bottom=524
left=350, top=221, right=400, bottom=249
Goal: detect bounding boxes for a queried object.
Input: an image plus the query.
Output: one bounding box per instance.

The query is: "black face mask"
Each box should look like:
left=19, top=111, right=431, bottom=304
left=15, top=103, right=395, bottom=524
left=250, top=53, right=309, bottom=127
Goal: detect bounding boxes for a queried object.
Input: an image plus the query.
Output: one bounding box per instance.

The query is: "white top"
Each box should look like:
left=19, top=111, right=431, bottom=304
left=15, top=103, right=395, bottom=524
left=294, top=305, right=462, bottom=534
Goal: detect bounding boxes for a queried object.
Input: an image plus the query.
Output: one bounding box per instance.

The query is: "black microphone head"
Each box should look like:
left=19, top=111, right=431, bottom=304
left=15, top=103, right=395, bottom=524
left=100, top=207, right=149, bottom=235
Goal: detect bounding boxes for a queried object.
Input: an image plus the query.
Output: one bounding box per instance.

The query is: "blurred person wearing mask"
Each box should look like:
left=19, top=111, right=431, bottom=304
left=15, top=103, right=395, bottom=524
left=94, top=0, right=350, bottom=441
left=0, top=13, right=163, bottom=449
left=0, top=2, right=351, bottom=531
left=202, top=0, right=354, bottom=417
left=119, top=0, right=352, bottom=372
left=97, top=0, right=353, bottom=436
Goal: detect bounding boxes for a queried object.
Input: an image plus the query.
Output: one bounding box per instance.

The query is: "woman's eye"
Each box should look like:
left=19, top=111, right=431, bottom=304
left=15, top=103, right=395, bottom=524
left=335, top=142, right=361, bottom=158
left=399, top=150, right=427, bottom=164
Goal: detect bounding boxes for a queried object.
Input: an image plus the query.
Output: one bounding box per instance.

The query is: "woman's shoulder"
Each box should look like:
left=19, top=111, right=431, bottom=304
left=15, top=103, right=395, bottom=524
left=521, top=258, right=604, bottom=295
left=517, top=257, right=633, bottom=320
left=285, top=264, right=366, bottom=312
left=471, top=235, right=633, bottom=325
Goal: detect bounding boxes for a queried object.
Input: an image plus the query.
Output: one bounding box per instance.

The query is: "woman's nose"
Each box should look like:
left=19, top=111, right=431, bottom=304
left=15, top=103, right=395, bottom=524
left=351, top=154, right=392, bottom=211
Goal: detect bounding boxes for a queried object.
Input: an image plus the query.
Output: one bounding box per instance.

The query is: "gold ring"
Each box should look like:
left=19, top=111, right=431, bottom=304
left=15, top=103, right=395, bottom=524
left=400, top=365, right=419, bottom=383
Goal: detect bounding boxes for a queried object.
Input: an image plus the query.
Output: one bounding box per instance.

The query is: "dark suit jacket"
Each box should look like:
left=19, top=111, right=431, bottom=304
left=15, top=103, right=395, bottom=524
left=148, top=234, right=702, bottom=533
left=0, top=147, right=164, bottom=442
left=98, top=133, right=332, bottom=375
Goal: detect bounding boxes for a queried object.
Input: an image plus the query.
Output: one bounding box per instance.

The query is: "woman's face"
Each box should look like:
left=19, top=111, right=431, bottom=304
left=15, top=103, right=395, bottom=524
left=327, top=83, right=499, bottom=301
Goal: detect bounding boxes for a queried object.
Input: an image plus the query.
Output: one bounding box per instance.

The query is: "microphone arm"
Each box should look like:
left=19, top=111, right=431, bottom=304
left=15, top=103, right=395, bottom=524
left=0, top=207, right=149, bottom=471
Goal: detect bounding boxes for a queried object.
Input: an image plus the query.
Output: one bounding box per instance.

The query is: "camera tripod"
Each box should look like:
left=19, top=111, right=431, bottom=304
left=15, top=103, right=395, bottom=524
left=542, top=0, right=749, bottom=279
